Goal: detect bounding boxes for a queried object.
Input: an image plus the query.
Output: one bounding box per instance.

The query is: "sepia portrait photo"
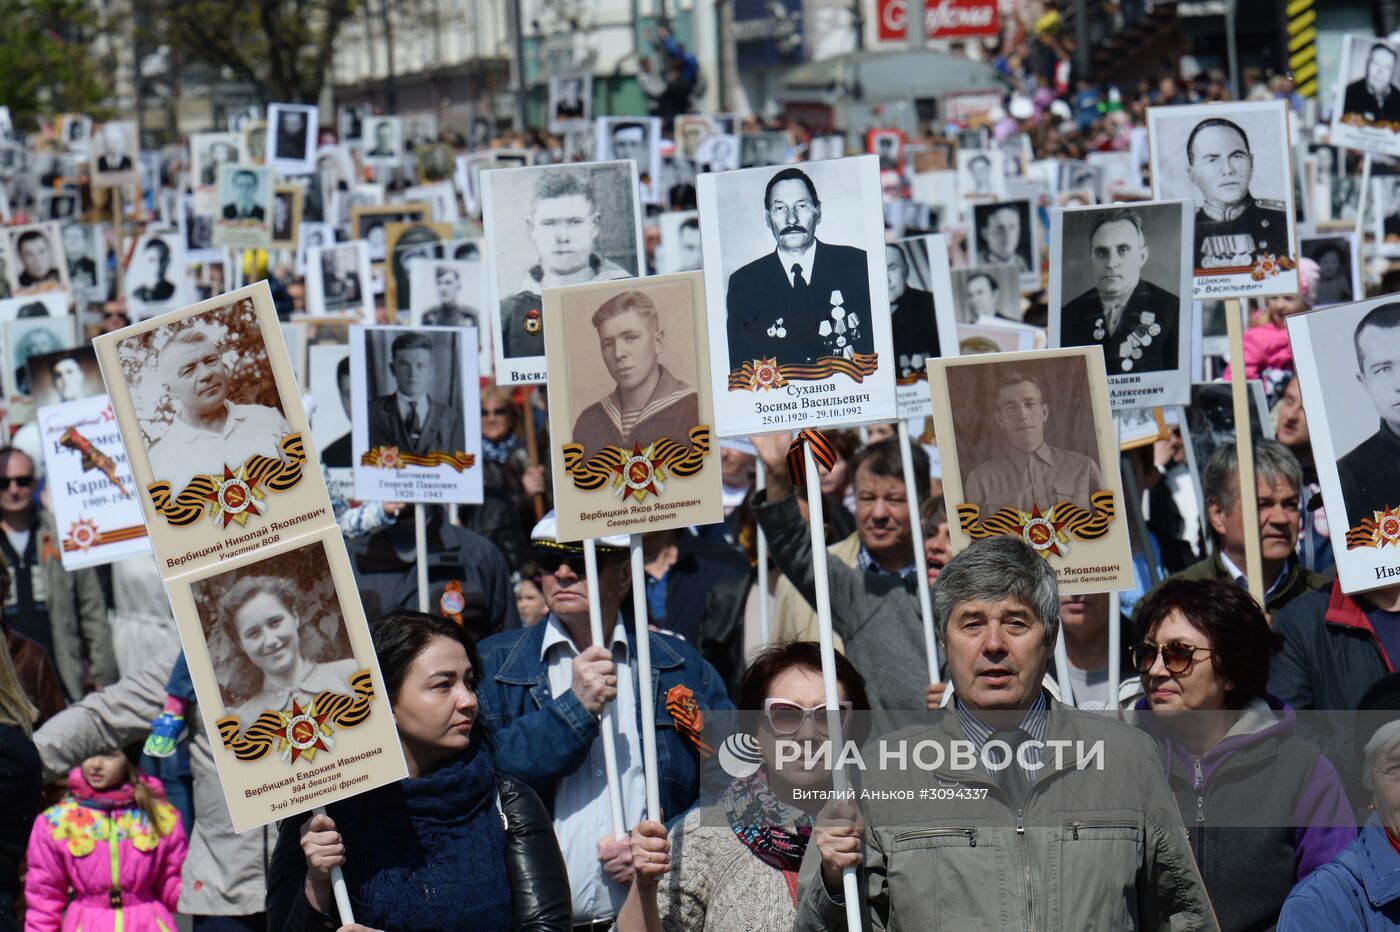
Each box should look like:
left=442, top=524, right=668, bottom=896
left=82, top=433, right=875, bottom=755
left=1048, top=200, right=1193, bottom=407
left=543, top=271, right=722, bottom=540
left=26, top=345, right=100, bottom=409
left=929, top=346, right=1132, bottom=591
left=306, top=240, right=373, bottom=320
left=270, top=184, right=303, bottom=251
left=481, top=160, right=642, bottom=384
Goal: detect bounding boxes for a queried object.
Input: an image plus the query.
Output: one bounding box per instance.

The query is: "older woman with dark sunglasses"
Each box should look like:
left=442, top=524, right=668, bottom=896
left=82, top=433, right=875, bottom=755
left=1132, top=578, right=1355, bottom=931
left=616, top=642, right=870, bottom=932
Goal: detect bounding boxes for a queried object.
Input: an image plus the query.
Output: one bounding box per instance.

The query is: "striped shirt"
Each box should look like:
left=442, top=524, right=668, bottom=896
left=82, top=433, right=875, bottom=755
left=954, top=692, right=1049, bottom=793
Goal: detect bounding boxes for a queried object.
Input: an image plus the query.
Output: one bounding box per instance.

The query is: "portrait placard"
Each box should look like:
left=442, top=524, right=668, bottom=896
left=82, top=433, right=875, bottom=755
left=38, top=394, right=150, bottom=570
left=1374, top=176, right=1400, bottom=257
left=27, top=345, right=100, bottom=409
left=1147, top=100, right=1298, bottom=299
left=674, top=115, right=716, bottom=162
left=950, top=263, right=1021, bottom=323
left=956, top=148, right=1006, bottom=199
left=408, top=259, right=484, bottom=329
left=956, top=319, right=1040, bottom=355
left=1330, top=35, right=1400, bottom=157
left=385, top=219, right=450, bottom=314
left=90, top=121, right=140, bottom=188
left=738, top=132, right=789, bottom=169
left=0, top=292, right=68, bottom=321
left=481, top=160, right=643, bottom=385
left=125, top=229, right=187, bottom=320
left=191, top=132, right=241, bottom=204
left=543, top=272, right=721, bottom=540
left=1300, top=232, right=1360, bottom=307
left=968, top=198, right=1039, bottom=292
left=1184, top=380, right=1272, bottom=475
left=351, top=325, right=482, bottom=504
left=549, top=73, right=592, bottom=133
left=5, top=314, right=76, bottom=401
left=1048, top=200, right=1193, bottom=409
left=361, top=116, right=403, bottom=165
left=295, top=222, right=334, bottom=276
left=890, top=234, right=959, bottom=418
left=267, top=103, right=319, bottom=175
left=239, top=121, right=267, bottom=166
left=270, top=184, right=304, bottom=251
left=213, top=164, right=275, bottom=250
left=5, top=222, right=70, bottom=297
left=350, top=203, right=429, bottom=264
left=1288, top=296, right=1400, bottom=594
left=1113, top=406, right=1168, bottom=451
left=162, top=527, right=407, bottom=832
left=338, top=104, right=367, bottom=143
left=928, top=346, right=1133, bottom=592
left=697, top=156, right=897, bottom=436
left=93, top=281, right=335, bottom=579
left=306, top=241, right=373, bottom=320
left=657, top=211, right=702, bottom=274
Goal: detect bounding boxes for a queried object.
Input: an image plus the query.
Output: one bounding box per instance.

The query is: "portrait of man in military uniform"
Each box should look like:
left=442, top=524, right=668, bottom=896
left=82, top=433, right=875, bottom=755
left=1058, top=207, right=1180, bottom=374
left=1337, top=302, right=1400, bottom=523
left=1179, top=116, right=1290, bottom=272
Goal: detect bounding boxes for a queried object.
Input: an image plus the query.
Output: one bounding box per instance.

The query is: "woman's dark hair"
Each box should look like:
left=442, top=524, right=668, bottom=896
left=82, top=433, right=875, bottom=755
left=1135, top=578, right=1283, bottom=709
left=216, top=575, right=315, bottom=705
left=371, top=611, right=493, bottom=749
left=739, top=642, right=872, bottom=742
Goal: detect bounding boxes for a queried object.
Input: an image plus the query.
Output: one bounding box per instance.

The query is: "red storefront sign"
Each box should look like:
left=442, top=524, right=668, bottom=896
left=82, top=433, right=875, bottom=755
left=877, top=0, right=1000, bottom=41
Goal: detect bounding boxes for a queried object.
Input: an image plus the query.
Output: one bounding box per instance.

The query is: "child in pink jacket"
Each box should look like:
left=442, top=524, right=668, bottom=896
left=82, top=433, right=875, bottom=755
left=23, top=749, right=188, bottom=932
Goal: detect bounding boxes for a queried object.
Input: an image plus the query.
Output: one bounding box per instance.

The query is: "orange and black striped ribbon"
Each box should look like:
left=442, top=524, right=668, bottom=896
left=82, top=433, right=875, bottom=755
left=360, top=447, right=477, bottom=472
left=786, top=429, right=837, bottom=485
left=561, top=426, right=711, bottom=492
left=957, top=490, right=1116, bottom=542
left=728, top=353, right=880, bottom=391
left=665, top=684, right=714, bottom=759
left=217, top=669, right=376, bottom=762
left=148, top=432, right=306, bottom=527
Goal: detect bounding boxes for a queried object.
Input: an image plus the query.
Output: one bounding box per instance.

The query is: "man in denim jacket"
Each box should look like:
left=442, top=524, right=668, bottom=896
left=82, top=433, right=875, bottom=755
left=476, top=513, right=733, bottom=929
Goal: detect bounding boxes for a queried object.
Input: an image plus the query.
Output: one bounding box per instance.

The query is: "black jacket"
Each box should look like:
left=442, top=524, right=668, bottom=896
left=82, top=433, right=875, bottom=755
left=622, top=528, right=747, bottom=644
left=1060, top=277, right=1180, bottom=374
left=1338, top=421, right=1400, bottom=525
left=1343, top=79, right=1400, bottom=123
left=266, top=774, right=571, bottom=931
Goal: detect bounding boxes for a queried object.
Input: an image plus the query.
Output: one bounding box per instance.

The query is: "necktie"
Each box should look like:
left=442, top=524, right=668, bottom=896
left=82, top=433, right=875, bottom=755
left=990, top=728, right=1030, bottom=808
left=405, top=403, right=421, bottom=443
left=791, top=263, right=808, bottom=292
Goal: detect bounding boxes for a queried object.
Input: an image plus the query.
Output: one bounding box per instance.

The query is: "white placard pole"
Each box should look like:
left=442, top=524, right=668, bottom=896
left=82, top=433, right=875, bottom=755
left=629, top=534, right=662, bottom=821
left=1053, top=633, right=1076, bottom=708
left=414, top=504, right=429, bottom=613
left=582, top=538, right=627, bottom=839
left=311, top=805, right=355, bottom=923
left=897, top=421, right=940, bottom=680
left=755, top=459, right=771, bottom=645
left=1357, top=151, right=1373, bottom=241
left=1108, top=591, right=1122, bottom=712
left=1224, top=300, right=1264, bottom=606
left=802, top=446, right=864, bottom=931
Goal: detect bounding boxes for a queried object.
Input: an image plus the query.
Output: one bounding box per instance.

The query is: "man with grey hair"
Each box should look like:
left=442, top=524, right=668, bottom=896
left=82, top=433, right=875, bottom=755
left=146, top=327, right=291, bottom=492
left=798, top=535, right=1217, bottom=930
left=1141, top=440, right=1327, bottom=618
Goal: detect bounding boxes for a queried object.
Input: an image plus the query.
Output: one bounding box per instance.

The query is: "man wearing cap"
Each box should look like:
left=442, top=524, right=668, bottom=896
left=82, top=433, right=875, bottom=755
left=476, top=514, right=733, bottom=930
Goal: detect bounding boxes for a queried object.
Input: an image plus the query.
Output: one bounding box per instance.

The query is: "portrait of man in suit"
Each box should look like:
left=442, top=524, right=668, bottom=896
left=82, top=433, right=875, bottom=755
left=95, top=123, right=133, bottom=173
left=368, top=331, right=466, bottom=456
left=322, top=356, right=353, bottom=468
left=571, top=289, right=698, bottom=460
left=1338, top=302, right=1400, bottom=522
left=319, top=245, right=363, bottom=314
left=975, top=203, right=1031, bottom=272
left=365, top=119, right=398, bottom=159
left=275, top=109, right=309, bottom=161
left=13, top=230, right=61, bottom=290
left=1343, top=41, right=1400, bottom=125
left=887, top=243, right=939, bottom=382
left=130, top=237, right=177, bottom=304
left=222, top=170, right=266, bottom=221
left=724, top=167, right=872, bottom=371
left=1059, top=207, right=1179, bottom=374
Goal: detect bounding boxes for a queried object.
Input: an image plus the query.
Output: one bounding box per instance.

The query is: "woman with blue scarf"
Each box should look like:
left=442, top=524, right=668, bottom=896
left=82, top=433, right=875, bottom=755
left=615, top=642, right=870, bottom=932
left=266, top=611, right=570, bottom=931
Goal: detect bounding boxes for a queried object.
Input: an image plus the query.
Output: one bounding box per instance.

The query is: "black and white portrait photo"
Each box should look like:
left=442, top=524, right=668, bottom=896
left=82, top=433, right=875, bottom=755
left=950, top=264, right=1021, bottom=323
left=1332, top=36, right=1400, bottom=157
left=808, top=135, right=846, bottom=162
left=409, top=259, right=483, bottom=328
left=739, top=132, right=788, bottom=169
left=307, top=241, right=373, bottom=320
left=270, top=185, right=302, bottom=250
left=38, top=189, right=78, bottom=223
left=90, top=120, right=139, bottom=188
left=239, top=121, right=267, bottom=166
left=548, top=74, right=592, bottom=132
left=125, top=230, right=185, bottom=320
left=60, top=222, right=103, bottom=308
left=295, top=221, right=334, bottom=275
left=213, top=164, right=274, bottom=249
left=1148, top=100, right=1298, bottom=297
left=267, top=103, right=318, bottom=175
left=1301, top=233, right=1360, bottom=308
left=112, top=301, right=293, bottom=494
left=362, top=116, right=403, bottom=163
left=658, top=211, right=702, bottom=274
left=697, top=155, right=897, bottom=435
left=192, top=132, right=241, bottom=189
left=957, top=148, right=1006, bottom=199
left=5, top=315, right=74, bottom=398
left=969, top=199, right=1038, bottom=291
left=1049, top=201, right=1193, bottom=407
left=1376, top=176, right=1400, bottom=255
left=868, top=130, right=903, bottom=169
left=481, top=161, right=643, bottom=383
left=889, top=233, right=959, bottom=418
left=338, top=104, right=367, bottom=144
left=350, top=204, right=427, bottom=264
left=1288, top=296, right=1400, bottom=594
left=4, top=222, right=69, bottom=297
left=674, top=115, right=716, bottom=162
left=595, top=116, right=662, bottom=202
left=697, top=133, right=740, bottom=172
left=26, top=345, right=101, bottom=408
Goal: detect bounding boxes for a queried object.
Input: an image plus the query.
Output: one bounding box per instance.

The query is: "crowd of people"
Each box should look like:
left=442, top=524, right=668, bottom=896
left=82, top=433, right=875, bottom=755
left=0, top=11, right=1397, bottom=932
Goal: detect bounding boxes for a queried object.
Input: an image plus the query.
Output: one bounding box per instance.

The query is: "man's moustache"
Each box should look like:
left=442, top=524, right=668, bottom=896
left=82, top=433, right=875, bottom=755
left=780, top=225, right=807, bottom=235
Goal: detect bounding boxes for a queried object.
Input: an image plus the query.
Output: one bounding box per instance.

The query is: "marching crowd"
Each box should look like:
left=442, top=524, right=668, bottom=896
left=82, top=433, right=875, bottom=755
left=0, top=17, right=1398, bottom=932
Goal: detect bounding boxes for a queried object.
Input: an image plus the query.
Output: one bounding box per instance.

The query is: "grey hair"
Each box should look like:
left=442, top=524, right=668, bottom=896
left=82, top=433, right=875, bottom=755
left=1202, top=440, right=1303, bottom=516
left=933, top=536, right=1060, bottom=645
left=1364, top=719, right=1400, bottom=791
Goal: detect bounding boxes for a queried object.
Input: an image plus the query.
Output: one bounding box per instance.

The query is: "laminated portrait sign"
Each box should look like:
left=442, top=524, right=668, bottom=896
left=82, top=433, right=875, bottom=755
left=270, top=184, right=304, bottom=251
left=1048, top=201, right=1193, bottom=409
left=543, top=271, right=722, bottom=540
left=1330, top=36, right=1400, bottom=158
left=889, top=234, right=959, bottom=419
left=212, top=164, right=275, bottom=250
left=4, top=222, right=70, bottom=298
left=928, top=346, right=1134, bottom=592
left=26, top=345, right=101, bottom=409
left=351, top=325, right=483, bottom=505
left=125, top=229, right=187, bottom=320
left=548, top=73, right=592, bottom=134
left=950, top=264, right=1023, bottom=323
left=1300, top=232, right=1361, bottom=307
left=308, top=343, right=353, bottom=501
left=305, top=241, right=373, bottom=320
left=697, top=156, right=898, bottom=437
left=93, top=281, right=335, bottom=579
left=161, top=526, right=407, bottom=833
left=38, top=394, right=150, bottom=570
left=266, top=103, right=319, bottom=176
left=956, top=319, right=1040, bottom=355
left=90, top=121, right=140, bottom=189
left=1147, top=100, right=1298, bottom=300
left=481, top=160, right=644, bottom=386
left=5, top=315, right=76, bottom=403
left=968, top=198, right=1040, bottom=294
left=956, top=148, right=1006, bottom=200
left=1288, top=297, right=1400, bottom=594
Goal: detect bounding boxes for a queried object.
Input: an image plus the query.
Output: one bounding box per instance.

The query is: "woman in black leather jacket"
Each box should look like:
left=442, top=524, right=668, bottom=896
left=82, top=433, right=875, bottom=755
left=265, top=610, right=570, bottom=931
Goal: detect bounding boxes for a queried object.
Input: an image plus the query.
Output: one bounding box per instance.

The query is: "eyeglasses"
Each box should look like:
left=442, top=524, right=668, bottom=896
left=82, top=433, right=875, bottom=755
left=762, top=698, right=853, bottom=736
left=1131, top=641, right=1213, bottom=675
left=481, top=407, right=511, bottom=417
left=533, top=548, right=622, bottom=577
left=0, top=476, right=34, bottom=490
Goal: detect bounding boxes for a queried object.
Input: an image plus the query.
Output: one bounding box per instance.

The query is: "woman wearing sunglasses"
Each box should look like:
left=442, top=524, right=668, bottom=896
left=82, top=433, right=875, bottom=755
left=616, top=641, right=869, bottom=932
left=1132, top=578, right=1355, bottom=931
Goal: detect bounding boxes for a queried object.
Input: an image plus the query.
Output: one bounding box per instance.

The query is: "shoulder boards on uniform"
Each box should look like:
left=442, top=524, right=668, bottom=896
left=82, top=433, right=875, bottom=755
left=1255, top=198, right=1287, bottom=210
